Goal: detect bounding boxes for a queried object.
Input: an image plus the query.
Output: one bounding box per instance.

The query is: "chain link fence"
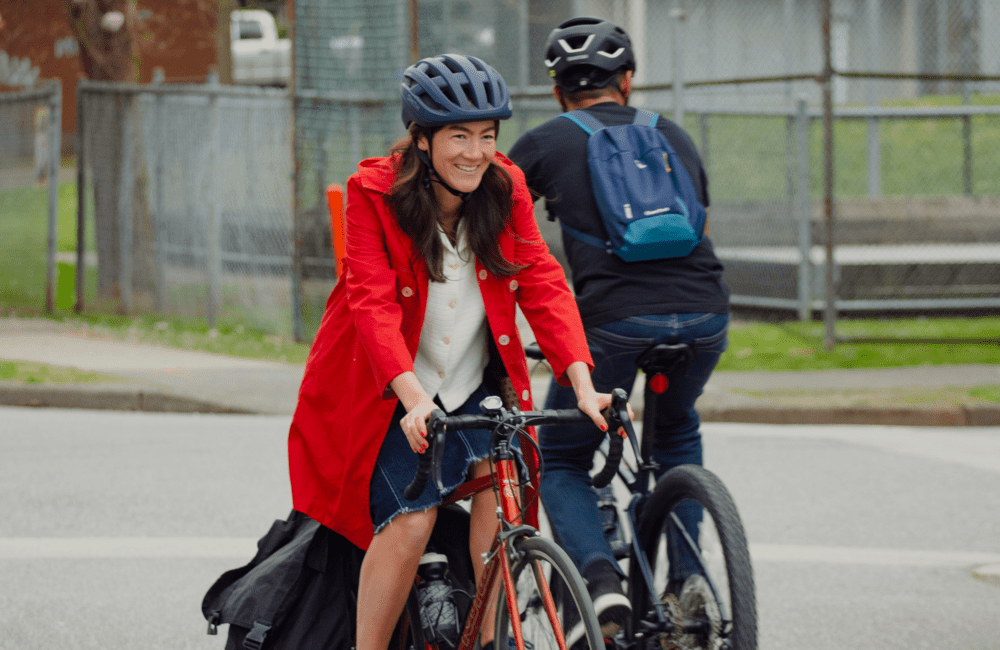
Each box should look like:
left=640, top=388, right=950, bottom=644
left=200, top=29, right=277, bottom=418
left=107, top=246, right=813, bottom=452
left=76, top=79, right=295, bottom=335
left=0, top=82, right=62, bottom=312
left=290, top=0, right=1000, bottom=340
left=56, top=1, right=999, bottom=340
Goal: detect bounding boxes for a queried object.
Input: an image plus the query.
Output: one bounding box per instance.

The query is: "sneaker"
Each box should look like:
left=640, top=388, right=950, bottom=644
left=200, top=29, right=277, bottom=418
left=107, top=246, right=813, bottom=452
left=565, top=563, right=631, bottom=648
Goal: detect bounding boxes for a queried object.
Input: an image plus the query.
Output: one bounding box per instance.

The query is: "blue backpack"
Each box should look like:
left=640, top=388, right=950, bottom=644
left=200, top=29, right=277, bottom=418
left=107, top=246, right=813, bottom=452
left=559, top=109, right=706, bottom=262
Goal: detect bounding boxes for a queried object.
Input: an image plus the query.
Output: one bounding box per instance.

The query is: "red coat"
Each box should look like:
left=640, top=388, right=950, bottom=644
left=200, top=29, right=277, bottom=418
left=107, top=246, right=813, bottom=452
left=288, top=152, right=592, bottom=550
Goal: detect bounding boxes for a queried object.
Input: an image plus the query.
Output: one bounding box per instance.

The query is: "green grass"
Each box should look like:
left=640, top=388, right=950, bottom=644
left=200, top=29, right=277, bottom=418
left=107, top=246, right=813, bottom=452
left=0, top=360, right=123, bottom=384
left=736, top=384, right=1000, bottom=407
left=694, top=92, right=1000, bottom=202
left=720, top=317, right=1000, bottom=372
left=971, top=386, right=1000, bottom=402
left=48, top=313, right=312, bottom=364
left=0, top=182, right=89, bottom=311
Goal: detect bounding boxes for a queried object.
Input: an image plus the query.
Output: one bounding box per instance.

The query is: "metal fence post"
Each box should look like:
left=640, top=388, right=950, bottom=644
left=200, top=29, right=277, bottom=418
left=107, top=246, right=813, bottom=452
left=75, top=83, right=86, bottom=312
left=671, top=0, right=685, bottom=127
left=45, top=82, right=62, bottom=313
left=866, top=116, right=881, bottom=198
left=821, top=0, right=837, bottom=349
left=796, top=99, right=811, bottom=321
left=207, top=78, right=221, bottom=327
left=117, top=94, right=133, bottom=315
left=866, top=0, right=882, bottom=198
left=962, top=83, right=973, bottom=196
left=698, top=112, right=709, bottom=173
left=152, top=72, right=166, bottom=311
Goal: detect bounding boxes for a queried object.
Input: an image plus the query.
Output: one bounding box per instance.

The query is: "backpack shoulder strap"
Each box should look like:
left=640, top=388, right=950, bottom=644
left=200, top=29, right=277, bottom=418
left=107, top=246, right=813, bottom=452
left=559, top=109, right=606, bottom=135
left=559, top=221, right=610, bottom=253
left=633, top=109, right=659, bottom=127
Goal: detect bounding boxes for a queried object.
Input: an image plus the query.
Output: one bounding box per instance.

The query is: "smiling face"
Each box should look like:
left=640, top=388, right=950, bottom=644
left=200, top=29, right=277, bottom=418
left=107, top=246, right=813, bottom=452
left=418, top=120, right=497, bottom=210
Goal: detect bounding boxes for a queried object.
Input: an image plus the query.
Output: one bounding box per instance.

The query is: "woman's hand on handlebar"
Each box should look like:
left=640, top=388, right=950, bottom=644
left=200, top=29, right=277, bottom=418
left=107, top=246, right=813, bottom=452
left=400, top=400, right=438, bottom=453
left=389, top=371, right=437, bottom=454
left=565, top=361, right=635, bottom=434
left=579, top=391, right=635, bottom=436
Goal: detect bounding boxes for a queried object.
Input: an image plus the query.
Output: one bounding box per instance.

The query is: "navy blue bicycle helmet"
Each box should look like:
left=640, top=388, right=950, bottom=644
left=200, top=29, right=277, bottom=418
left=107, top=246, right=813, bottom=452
left=401, top=54, right=512, bottom=129
left=544, top=17, right=635, bottom=90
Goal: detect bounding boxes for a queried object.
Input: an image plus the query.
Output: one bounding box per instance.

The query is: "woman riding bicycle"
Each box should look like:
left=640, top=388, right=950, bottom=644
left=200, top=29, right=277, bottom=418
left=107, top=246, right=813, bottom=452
left=287, top=54, right=615, bottom=650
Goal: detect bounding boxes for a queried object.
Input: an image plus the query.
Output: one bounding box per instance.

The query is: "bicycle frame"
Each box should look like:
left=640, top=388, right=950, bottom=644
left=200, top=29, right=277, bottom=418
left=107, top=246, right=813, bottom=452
left=441, top=435, right=557, bottom=650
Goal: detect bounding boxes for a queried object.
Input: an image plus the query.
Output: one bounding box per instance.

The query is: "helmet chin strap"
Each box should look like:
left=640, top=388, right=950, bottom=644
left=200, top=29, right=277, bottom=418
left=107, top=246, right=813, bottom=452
left=417, top=148, right=471, bottom=203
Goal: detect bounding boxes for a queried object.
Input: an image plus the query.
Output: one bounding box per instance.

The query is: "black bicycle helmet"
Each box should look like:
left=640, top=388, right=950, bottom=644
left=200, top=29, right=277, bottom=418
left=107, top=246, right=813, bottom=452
left=544, top=17, right=635, bottom=90
left=401, top=53, right=512, bottom=129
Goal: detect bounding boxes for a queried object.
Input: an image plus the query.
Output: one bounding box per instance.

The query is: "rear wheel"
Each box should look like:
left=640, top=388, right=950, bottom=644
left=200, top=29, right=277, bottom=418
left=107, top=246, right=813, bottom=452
left=495, top=536, right=604, bottom=650
left=629, top=464, right=757, bottom=650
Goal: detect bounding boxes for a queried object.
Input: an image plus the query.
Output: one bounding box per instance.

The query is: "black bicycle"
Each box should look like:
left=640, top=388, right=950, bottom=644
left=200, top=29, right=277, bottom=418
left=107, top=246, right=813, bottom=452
left=526, top=341, right=758, bottom=650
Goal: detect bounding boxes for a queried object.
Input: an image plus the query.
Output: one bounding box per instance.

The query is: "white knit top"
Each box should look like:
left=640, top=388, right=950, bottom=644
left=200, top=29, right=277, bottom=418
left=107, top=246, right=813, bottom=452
left=412, top=223, right=489, bottom=411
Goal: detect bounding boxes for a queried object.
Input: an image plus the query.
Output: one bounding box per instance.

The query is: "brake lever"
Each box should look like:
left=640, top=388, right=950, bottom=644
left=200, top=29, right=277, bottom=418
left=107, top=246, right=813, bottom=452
left=608, top=387, right=641, bottom=463
left=430, top=414, right=448, bottom=493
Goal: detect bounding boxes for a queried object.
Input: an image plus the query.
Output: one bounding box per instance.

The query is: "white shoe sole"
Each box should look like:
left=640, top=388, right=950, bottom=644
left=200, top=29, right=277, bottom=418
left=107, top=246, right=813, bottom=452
left=564, top=593, right=631, bottom=648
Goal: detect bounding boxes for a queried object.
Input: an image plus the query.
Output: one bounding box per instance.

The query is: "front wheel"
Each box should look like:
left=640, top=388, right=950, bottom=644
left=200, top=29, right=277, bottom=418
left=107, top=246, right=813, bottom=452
left=495, top=536, right=604, bottom=650
left=629, top=464, right=757, bottom=650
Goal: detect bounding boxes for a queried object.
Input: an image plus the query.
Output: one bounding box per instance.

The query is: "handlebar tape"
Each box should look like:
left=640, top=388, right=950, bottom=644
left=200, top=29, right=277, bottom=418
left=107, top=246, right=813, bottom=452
left=403, top=409, right=446, bottom=500
left=590, top=388, right=630, bottom=488
left=591, top=430, right=623, bottom=489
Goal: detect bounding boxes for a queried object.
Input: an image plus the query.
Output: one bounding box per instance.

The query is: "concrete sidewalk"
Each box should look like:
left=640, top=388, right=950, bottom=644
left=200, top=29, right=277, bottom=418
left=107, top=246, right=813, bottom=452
left=1, top=316, right=998, bottom=426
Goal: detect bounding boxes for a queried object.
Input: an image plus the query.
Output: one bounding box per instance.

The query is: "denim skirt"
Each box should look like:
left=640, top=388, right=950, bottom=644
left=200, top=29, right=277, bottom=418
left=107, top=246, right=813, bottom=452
left=369, top=384, right=494, bottom=534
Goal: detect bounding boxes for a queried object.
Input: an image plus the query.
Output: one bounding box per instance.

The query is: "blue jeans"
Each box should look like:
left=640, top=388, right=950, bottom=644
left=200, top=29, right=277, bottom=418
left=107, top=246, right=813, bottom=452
left=539, top=312, right=729, bottom=577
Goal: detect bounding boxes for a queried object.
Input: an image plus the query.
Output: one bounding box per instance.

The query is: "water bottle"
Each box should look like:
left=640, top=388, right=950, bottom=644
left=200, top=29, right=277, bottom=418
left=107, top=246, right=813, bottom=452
left=416, top=551, right=461, bottom=648
left=597, top=485, right=629, bottom=559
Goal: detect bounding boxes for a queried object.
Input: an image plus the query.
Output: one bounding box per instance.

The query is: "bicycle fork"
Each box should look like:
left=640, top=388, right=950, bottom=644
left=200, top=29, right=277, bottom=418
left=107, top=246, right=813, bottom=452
left=457, top=451, right=572, bottom=650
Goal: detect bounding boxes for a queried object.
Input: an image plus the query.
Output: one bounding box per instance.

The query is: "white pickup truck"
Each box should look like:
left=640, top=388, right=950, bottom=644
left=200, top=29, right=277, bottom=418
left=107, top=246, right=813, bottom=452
left=230, top=10, right=290, bottom=86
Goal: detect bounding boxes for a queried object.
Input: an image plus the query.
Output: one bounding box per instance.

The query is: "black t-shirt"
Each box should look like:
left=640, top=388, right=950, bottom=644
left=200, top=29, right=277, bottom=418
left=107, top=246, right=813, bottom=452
left=508, top=102, right=730, bottom=328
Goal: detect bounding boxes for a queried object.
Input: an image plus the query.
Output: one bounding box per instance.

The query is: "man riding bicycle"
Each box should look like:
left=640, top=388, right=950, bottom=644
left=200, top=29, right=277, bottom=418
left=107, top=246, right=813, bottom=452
left=507, top=16, right=731, bottom=637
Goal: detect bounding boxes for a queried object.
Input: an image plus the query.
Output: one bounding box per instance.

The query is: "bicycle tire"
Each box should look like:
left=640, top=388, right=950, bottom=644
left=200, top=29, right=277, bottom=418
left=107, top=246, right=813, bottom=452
left=629, top=464, right=757, bottom=650
left=495, top=536, right=604, bottom=650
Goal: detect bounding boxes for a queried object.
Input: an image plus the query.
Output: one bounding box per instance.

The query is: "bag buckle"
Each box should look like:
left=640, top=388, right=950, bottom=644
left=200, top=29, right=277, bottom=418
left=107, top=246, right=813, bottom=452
left=207, top=611, right=220, bottom=635
left=243, top=621, right=272, bottom=650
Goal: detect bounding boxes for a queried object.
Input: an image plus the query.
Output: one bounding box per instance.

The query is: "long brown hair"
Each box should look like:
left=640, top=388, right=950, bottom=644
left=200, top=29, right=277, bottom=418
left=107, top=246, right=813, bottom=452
left=386, top=123, right=527, bottom=282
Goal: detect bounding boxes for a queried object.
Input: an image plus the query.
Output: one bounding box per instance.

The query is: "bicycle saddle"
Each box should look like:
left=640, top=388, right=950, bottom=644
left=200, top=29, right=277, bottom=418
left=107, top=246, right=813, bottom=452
left=524, top=341, right=545, bottom=361
left=635, top=342, right=695, bottom=377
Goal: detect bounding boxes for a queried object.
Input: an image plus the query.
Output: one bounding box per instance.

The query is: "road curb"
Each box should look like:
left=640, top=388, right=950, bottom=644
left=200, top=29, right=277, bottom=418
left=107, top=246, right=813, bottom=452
left=701, top=404, right=1000, bottom=427
left=3, top=382, right=999, bottom=426
left=0, top=383, right=253, bottom=415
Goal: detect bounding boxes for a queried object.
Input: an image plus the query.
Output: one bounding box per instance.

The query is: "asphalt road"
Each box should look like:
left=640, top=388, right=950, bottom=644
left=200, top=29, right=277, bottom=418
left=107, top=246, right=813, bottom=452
left=1, top=407, right=998, bottom=650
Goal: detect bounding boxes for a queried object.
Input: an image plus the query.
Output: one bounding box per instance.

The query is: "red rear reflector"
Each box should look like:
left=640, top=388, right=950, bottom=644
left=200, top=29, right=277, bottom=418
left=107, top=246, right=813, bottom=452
left=649, top=374, right=668, bottom=394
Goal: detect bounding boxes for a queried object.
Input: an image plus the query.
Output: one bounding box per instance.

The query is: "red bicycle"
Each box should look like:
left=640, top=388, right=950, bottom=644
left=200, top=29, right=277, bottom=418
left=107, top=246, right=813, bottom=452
left=398, top=391, right=633, bottom=650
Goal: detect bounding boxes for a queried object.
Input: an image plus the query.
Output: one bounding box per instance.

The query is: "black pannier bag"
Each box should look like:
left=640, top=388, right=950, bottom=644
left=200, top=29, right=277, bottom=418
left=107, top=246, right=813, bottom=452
left=201, top=510, right=364, bottom=650
left=201, top=506, right=474, bottom=650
